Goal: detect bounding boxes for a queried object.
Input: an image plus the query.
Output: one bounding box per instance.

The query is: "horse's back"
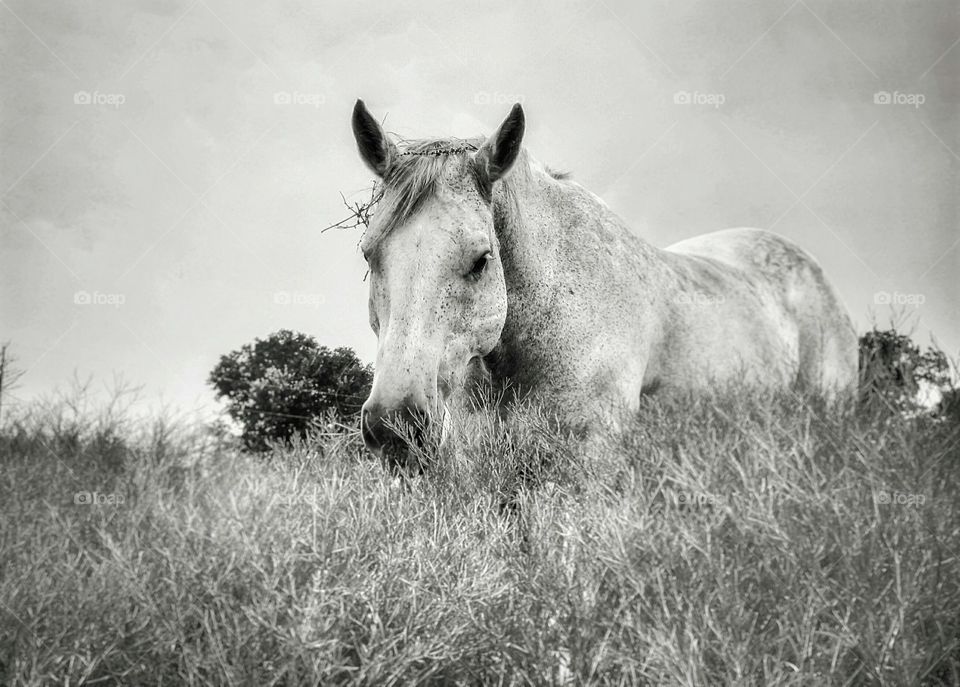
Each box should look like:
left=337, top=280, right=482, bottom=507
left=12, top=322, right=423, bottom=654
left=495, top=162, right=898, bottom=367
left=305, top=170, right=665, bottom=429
left=662, top=228, right=857, bottom=400
left=667, top=227, right=814, bottom=277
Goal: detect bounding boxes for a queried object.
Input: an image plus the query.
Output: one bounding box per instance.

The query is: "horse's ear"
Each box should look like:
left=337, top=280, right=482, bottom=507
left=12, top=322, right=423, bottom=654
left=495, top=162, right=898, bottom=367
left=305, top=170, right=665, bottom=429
left=352, top=99, right=395, bottom=177
left=475, top=103, right=525, bottom=185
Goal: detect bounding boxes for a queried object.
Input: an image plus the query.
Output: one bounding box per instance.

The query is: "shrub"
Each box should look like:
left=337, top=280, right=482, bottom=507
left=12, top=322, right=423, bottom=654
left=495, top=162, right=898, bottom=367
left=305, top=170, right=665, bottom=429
left=858, top=328, right=952, bottom=413
left=209, top=330, right=372, bottom=451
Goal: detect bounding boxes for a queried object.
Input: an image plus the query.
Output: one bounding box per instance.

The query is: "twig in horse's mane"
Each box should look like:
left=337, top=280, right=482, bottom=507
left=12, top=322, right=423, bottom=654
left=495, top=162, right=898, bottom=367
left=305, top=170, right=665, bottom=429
left=322, top=136, right=478, bottom=234
left=322, top=182, right=383, bottom=233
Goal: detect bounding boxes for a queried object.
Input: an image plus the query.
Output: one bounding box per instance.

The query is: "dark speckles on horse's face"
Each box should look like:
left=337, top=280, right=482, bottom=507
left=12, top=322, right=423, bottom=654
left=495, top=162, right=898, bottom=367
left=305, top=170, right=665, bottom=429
left=364, top=170, right=509, bottom=430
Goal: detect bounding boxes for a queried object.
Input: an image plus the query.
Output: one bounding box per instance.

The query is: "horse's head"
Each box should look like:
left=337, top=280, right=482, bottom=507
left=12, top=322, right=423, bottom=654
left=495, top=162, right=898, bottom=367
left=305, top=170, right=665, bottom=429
left=351, top=99, right=524, bottom=470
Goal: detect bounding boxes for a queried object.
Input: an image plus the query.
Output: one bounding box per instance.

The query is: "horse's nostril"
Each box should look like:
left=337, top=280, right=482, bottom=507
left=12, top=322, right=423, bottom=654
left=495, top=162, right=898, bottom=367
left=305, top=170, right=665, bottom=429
left=361, top=400, right=432, bottom=458
left=361, top=415, right=377, bottom=449
left=361, top=405, right=386, bottom=450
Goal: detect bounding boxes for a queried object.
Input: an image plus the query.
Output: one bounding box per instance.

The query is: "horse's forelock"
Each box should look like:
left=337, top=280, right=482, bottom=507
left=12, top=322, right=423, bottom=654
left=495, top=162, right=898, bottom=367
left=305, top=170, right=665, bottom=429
left=366, top=137, right=490, bottom=245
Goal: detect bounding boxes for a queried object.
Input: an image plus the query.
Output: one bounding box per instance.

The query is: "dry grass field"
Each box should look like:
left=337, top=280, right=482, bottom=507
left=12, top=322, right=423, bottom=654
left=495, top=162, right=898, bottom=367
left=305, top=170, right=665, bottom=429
left=1, top=386, right=958, bottom=685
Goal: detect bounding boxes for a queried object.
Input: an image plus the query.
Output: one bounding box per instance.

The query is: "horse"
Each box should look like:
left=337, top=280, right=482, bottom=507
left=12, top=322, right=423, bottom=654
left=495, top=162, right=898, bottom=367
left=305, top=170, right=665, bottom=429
left=350, top=99, right=858, bottom=470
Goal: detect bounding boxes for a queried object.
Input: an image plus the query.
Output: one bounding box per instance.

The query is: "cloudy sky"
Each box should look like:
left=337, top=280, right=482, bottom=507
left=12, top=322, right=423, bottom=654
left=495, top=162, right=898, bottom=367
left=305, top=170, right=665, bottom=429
left=2, top=0, right=957, bottom=416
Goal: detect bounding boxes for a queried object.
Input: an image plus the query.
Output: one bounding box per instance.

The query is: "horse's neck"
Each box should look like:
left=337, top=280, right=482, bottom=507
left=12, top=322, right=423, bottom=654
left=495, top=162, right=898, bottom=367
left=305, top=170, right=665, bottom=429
left=486, top=155, right=666, bottom=392
left=492, top=155, right=662, bottom=291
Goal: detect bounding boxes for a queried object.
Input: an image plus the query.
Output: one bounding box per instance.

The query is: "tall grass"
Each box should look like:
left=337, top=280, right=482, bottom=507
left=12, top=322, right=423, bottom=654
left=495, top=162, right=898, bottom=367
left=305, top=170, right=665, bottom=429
left=1, top=385, right=957, bottom=685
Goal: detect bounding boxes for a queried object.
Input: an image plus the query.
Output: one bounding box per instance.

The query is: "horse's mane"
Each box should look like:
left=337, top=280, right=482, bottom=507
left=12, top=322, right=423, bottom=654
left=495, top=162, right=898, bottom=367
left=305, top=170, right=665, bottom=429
left=363, top=136, right=570, bottom=253
left=365, top=137, right=482, bottom=249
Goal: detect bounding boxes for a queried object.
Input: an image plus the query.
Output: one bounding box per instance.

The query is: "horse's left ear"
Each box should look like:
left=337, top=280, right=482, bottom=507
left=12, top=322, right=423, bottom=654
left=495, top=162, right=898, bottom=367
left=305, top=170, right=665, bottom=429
left=475, top=103, right=525, bottom=185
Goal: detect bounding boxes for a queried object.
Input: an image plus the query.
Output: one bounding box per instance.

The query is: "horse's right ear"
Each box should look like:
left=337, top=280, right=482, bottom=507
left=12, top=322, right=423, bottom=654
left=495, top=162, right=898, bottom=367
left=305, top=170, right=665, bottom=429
left=475, top=103, right=525, bottom=186
left=352, top=99, right=395, bottom=178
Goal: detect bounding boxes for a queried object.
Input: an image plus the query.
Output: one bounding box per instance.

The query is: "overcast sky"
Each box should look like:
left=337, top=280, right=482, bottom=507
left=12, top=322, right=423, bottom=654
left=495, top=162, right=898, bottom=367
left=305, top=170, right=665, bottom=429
left=2, top=0, right=957, bottom=416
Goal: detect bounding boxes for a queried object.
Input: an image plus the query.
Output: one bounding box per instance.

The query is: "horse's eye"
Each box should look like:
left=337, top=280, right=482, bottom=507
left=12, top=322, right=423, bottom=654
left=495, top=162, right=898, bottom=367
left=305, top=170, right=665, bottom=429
left=467, top=253, right=491, bottom=281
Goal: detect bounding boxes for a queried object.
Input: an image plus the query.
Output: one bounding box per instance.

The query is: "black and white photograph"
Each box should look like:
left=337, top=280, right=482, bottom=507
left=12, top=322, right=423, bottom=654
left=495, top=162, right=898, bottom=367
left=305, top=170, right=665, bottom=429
left=1, top=0, right=958, bottom=684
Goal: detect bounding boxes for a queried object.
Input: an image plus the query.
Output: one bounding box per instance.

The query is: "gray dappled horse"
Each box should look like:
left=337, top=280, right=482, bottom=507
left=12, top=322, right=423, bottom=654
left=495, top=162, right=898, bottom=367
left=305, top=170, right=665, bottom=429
left=351, top=100, right=857, bottom=470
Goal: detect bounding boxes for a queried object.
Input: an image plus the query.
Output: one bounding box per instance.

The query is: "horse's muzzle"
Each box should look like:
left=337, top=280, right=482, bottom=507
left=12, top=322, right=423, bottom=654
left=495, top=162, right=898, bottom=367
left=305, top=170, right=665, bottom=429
left=361, top=397, right=431, bottom=472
